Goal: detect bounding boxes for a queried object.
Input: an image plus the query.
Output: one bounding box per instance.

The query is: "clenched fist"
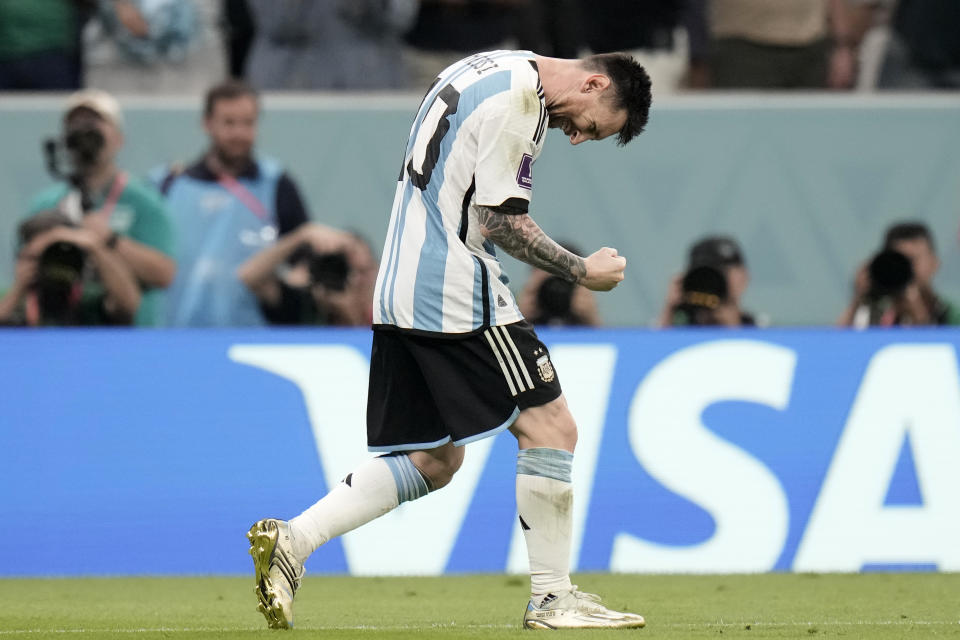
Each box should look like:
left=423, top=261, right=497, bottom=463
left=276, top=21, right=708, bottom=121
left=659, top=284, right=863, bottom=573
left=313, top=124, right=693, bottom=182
left=580, top=247, right=626, bottom=291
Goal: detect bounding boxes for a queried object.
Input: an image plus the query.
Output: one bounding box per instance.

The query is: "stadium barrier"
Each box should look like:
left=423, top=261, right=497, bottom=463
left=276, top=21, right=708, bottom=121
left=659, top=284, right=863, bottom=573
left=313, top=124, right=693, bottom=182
left=3, top=327, right=958, bottom=576
left=2, top=94, right=960, bottom=326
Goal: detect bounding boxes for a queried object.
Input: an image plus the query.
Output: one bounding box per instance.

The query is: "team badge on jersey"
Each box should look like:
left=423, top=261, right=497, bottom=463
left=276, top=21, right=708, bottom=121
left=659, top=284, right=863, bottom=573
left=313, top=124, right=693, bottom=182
left=516, top=153, right=533, bottom=190
left=535, top=353, right=555, bottom=383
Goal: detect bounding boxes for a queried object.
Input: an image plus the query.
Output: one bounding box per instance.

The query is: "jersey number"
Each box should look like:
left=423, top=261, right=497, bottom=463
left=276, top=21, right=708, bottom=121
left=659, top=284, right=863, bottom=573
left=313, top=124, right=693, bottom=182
left=407, top=85, right=461, bottom=191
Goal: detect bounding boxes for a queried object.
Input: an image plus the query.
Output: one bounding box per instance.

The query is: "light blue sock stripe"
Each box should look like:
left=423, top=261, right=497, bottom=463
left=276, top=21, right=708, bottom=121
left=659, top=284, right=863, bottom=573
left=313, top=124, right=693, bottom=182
left=381, top=456, right=406, bottom=502
left=517, top=448, right=574, bottom=483
left=381, top=454, right=429, bottom=504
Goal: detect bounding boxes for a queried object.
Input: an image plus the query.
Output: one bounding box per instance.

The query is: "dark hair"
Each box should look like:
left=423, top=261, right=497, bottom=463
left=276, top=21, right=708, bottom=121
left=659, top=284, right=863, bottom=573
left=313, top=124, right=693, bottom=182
left=17, top=211, right=74, bottom=248
left=204, top=80, right=259, bottom=118
left=582, top=53, right=652, bottom=146
left=883, top=221, right=936, bottom=254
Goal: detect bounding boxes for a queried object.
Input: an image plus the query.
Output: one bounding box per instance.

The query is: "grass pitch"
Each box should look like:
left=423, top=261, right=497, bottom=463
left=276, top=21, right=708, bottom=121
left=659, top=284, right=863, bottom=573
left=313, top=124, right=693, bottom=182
left=1, top=573, right=958, bottom=639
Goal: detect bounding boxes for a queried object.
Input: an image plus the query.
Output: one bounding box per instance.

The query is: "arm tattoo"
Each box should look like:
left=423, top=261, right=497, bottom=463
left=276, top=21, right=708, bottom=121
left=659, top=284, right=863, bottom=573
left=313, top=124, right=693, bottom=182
left=475, top=205, right=587, bottom=282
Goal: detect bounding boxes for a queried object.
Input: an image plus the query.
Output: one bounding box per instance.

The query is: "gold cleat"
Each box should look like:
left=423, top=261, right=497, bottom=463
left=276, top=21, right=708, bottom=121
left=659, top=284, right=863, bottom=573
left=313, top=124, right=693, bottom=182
left=523, top=587, right=646, bottom=630
left=247, top=519, right=304, bottom=630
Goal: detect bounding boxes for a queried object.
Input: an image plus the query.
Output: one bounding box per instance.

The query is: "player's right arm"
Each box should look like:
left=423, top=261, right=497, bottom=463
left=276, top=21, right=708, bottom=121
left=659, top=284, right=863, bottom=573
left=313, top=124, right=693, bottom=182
left=475, top=205, right=626, bottom=292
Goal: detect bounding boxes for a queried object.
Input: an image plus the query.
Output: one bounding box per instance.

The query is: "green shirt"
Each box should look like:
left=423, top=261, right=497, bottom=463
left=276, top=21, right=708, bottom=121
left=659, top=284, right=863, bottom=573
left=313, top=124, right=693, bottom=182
left=29, top=175, right=175, bottom=327
left=0, top=0, right=77, bottom=61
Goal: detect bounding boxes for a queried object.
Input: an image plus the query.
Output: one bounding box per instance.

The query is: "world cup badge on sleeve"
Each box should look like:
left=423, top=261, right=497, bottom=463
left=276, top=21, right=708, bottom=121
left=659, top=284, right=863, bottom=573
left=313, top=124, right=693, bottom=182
left=536, top=354, right=555, bottom=383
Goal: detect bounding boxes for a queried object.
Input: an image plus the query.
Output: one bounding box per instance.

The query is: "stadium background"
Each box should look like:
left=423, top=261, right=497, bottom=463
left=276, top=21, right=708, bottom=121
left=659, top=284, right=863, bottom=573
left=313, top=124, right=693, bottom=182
left=1, top=0, right=959, bottom=617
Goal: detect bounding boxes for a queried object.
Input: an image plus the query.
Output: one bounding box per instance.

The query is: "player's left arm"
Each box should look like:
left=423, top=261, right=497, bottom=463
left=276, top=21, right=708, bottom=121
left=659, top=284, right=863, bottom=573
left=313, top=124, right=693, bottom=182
left=475, top=205, right=586, bottom=283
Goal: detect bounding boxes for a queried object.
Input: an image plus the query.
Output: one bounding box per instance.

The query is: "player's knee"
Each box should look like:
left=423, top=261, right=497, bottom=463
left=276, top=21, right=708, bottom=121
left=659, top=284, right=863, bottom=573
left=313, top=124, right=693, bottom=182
left=512, top=396, right=579, bottom=452
left=410, top=444, right=464, bottom=491
left=558, top=412, right=578, bottom=451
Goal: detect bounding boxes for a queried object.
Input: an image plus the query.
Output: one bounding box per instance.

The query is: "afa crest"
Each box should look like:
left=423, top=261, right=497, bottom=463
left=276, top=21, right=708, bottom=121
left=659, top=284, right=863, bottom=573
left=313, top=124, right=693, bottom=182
left=536, top=354, right=555, bottom=383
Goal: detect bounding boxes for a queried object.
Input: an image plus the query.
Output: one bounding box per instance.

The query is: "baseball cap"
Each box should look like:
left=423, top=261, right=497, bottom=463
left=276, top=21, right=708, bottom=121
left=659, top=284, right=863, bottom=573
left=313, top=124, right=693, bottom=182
left=63, top=89, right=124, bottom=130
left=688, top=235, right=745, bottom=269
left=681, top=265, right=728, bottom=309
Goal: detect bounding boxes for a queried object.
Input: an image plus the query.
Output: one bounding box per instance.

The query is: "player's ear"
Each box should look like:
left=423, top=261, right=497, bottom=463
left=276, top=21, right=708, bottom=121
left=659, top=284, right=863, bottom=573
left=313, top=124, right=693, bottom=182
left=581, top=74, right=611, bottom=94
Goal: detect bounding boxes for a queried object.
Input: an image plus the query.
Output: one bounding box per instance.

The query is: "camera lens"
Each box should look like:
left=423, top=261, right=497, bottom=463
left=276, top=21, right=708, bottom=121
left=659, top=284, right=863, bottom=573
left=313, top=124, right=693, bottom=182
left=65, top=127, right=105, bottom=167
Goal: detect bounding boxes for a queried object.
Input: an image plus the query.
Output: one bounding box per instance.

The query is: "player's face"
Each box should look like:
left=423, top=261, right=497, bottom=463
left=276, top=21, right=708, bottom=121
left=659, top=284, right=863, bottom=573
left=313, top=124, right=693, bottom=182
left=205, top=96, right=258, bottom=164
left=891, top=238, right=939, bottom=286
left=548, top=84, right=627, bottom=146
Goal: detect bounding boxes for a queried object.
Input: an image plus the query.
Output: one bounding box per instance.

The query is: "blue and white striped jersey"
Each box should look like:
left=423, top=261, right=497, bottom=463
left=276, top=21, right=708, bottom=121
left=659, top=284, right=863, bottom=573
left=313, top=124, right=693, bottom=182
left=373, top=50, right=548, bottom=335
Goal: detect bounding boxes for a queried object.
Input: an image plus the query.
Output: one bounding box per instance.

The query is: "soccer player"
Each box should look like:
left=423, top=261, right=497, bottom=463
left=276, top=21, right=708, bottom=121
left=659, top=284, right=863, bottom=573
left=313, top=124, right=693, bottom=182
left=247, top=49, right=652, bottom=630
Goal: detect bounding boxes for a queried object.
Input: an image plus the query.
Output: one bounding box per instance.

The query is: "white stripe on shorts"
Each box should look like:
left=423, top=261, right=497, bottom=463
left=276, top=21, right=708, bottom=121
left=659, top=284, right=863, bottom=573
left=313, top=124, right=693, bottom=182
left=497, top=325, right=535, bottom=389
left=491, top=327, right=529, bottom=393
left=484, top=329, right=519, bottom=396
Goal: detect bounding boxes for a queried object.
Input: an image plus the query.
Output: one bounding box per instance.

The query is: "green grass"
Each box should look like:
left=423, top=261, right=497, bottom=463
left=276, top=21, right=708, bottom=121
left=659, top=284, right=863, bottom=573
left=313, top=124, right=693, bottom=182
left=1, top=573, right=959, bottom=639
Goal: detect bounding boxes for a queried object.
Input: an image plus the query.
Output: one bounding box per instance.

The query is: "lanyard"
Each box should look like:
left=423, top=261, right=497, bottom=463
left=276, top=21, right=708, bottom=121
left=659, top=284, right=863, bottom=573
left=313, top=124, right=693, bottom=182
left=217, top=173, right=270, bottom=221
left=100, top=171, right=128, bottom=219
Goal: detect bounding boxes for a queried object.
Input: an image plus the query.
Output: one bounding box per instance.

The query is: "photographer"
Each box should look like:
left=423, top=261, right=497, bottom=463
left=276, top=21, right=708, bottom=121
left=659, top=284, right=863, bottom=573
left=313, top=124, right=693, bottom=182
left=0, top=212, right=140, bottom=326
left=839, top=222, right=960, bottom=327
left=658, top=235, right=758, bottom=327
left=667, top=265, right=743, bottom=327
left=238, top=223, right=376, bottom=326
left=153, top=80, right=310, bottom=327
left=29, top=89, right=175, bottom=326
left=518, top=242, right=602, bottom=327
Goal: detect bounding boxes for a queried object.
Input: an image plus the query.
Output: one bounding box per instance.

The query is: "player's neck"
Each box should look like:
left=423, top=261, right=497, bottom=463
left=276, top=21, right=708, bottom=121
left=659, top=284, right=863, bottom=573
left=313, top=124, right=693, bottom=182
left=533, top=56, right=583, bottom=110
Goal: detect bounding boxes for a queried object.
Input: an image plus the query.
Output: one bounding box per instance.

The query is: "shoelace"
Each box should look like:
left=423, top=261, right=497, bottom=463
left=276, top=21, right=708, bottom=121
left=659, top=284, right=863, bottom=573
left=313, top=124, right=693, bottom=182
left=570, top=586, right=602, bottom=604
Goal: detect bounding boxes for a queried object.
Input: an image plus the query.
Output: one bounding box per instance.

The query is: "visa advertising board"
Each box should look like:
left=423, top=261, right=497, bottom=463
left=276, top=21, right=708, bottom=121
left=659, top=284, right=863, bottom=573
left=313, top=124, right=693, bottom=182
left=2, top=329, right=957, bottom=576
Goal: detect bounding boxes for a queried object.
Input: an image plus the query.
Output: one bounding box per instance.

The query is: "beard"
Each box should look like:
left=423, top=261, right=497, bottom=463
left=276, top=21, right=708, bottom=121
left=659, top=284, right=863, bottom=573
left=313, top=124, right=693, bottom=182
left=212, top=143, right=253, bottom=171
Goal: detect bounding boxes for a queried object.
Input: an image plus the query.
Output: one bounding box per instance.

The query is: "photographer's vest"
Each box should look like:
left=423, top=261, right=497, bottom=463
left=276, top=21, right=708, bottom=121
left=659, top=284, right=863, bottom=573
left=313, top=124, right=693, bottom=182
left=155, top=157, right=282, bottom=327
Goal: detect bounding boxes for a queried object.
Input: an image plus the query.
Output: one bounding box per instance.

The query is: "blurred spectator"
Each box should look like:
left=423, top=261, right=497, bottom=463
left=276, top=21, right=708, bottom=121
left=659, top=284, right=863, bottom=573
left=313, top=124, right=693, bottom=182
left=238, top=223, right=377, bottom=326
left=28, top=90, right=175, bottom=327
left=666, top=265, right=743, bottom=327
left=705, top=0, right=860, bottom=89
left=659, top=235, right=758, bottom=327
left=152, top=80, right=309, bottom=327
left=840, top=222, right=960, bottom=328
left=511, top=0, right=581, bottom=59
left=0, top=0, right=91, bottom=90
left=877, top=0, right=960, bottom=89
left=0, top=212, right=140, bottom=326
left=222, top=0, right=255, bottom=78
left=404, top=0, right=521, bottom=89
left=518, top=242, right=601, bottom=327
left=85, top=0, right=226, bottom=94
left=575, top=0, right=707, bottom=95
left=244, top=0, right=417, bottom=90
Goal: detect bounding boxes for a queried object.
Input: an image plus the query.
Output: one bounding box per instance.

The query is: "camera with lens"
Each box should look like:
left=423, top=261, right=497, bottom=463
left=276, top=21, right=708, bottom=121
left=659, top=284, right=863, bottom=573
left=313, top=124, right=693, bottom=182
left=290, top=243, right=351, bottom=292
left=531, top=275, right=578, bottom=326
left=42, top=116, right=107, bottom=217
left=865, top=249, right=913, bottom=302
left=309, top=251, right=351, bottom=292
left=36, top=241, right=86, bottom=320
left=17, top=212, right=88, bottom=322
left=855, top=249, right=914, bottom=326
left=64, top=124, right=106, bottom=170
left=671, top=265, right=729, bottom=326
left=44, top=122, right=105, bottom=177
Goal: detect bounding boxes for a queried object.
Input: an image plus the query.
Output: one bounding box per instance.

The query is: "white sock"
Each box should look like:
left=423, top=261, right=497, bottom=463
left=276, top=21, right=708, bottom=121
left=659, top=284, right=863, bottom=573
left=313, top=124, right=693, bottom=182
left=288, top=454, right=429, bottom=561
left=516, top=447, right=575, bottom=597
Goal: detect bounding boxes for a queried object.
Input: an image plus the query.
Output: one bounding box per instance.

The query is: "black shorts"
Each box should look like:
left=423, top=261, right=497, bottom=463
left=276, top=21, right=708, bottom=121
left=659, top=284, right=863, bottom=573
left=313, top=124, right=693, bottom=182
left=366, top=320, right=562, bottom=452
